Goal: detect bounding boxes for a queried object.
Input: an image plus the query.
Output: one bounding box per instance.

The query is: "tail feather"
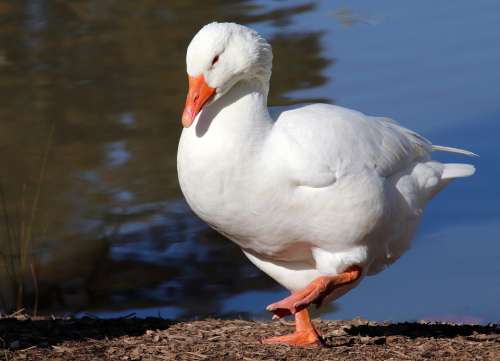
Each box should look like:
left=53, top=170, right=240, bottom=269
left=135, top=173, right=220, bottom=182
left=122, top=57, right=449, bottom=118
left=432, top=145, right=478, bottom=157
left=442, top=163, right=476, bottom=180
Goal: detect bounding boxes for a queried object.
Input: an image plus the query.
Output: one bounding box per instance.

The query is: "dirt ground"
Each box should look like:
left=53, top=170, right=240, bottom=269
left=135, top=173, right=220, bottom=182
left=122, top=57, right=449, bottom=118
left=0, top=315, right=498, bottom=360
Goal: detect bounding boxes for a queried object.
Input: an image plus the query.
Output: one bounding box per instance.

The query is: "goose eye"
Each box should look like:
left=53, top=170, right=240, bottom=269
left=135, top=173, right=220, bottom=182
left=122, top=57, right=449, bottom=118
left=211, top=55, right=219, bottom=66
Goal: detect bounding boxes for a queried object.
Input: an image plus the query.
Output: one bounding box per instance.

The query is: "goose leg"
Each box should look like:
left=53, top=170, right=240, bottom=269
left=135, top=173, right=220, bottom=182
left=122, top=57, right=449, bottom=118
left=266, top=265, right=362, bottom=318
left=261, top=308, right=321, bottom=346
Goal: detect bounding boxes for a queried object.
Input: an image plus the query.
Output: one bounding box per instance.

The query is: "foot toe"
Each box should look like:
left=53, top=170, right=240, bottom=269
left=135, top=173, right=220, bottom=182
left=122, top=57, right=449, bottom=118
left=269, top=308, right=292, bottom=319
left=261, top=331, right=320, bottom=346
left=266, top=297, right=299, bottom=317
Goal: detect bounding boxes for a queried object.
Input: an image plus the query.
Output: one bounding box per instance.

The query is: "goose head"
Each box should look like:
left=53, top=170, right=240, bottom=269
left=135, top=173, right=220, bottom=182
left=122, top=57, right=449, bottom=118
left=182, top=22, right=273, bottom=127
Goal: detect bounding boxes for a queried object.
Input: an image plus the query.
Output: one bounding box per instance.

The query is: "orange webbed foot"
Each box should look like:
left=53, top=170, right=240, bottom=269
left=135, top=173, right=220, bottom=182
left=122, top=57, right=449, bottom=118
left=266, top=266, right=362, bottom=319
left=266, top=278, right=329, bottom=318
left=261, top=309, right=322, bottom=347
left=261, top=330, right=321, bottom=346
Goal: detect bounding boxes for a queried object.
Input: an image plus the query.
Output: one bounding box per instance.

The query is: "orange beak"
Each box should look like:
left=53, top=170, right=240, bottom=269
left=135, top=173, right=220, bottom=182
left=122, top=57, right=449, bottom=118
left=181, top=74, right=216, bottom=128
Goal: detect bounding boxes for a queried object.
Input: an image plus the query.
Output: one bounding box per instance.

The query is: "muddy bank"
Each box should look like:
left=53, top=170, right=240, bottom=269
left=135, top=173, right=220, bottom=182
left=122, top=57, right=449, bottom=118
left=1, top=316, right=498, bottom=360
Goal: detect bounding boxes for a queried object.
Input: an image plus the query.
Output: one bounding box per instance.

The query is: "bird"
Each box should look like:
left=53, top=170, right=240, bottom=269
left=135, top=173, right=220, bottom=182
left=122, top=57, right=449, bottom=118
left=177, top=22, right=476, bottom=346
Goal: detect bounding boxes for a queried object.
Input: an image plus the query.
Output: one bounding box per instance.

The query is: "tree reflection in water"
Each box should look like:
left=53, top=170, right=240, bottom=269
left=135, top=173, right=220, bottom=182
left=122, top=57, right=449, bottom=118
left=0, top=0, right=332, bottom=317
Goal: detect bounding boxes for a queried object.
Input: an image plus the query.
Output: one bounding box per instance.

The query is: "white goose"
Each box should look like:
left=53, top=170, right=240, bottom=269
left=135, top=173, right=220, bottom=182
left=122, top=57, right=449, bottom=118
left=177, top=22, right=476, bottom=346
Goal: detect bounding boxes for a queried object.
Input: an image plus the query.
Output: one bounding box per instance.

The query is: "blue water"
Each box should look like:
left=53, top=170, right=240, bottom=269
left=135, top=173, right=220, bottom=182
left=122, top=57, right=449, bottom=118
left=2, top=0, right=498, bottom=323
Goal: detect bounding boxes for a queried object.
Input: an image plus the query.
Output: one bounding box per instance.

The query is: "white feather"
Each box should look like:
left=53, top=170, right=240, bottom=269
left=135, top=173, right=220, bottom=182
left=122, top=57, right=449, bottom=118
left=432, top=145, right=478, bottom=157
left=442, top=163, right=476, bottom=179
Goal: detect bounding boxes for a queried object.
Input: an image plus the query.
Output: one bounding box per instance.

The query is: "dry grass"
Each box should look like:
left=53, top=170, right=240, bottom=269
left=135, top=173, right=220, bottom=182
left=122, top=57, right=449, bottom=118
left=0, top=123, right=54, bottom=315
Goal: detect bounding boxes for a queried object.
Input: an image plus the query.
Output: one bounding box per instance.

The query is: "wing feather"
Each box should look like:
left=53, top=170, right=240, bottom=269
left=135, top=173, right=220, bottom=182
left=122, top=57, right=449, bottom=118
left=270, top=104, right=432, bottom=185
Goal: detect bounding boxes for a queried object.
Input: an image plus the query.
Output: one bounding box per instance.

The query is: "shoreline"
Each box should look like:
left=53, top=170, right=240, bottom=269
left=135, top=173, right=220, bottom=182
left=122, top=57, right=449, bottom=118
left=1, top=316, right=498, bottom=360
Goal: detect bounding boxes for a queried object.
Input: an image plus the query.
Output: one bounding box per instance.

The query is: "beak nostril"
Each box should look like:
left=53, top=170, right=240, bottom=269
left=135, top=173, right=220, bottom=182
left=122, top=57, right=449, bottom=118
left=182, top=74, right=215, bottom=127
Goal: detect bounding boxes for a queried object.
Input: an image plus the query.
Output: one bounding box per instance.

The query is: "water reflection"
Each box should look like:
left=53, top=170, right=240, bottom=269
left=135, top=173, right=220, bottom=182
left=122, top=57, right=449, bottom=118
left=0, top=0, right=329, bottom=317
left=1, top=0, right=497, bottom=323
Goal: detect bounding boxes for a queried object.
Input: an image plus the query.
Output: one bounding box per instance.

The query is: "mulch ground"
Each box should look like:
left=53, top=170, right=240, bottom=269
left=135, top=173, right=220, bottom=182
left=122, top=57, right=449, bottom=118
left=0, top=315, right=498, bottom=360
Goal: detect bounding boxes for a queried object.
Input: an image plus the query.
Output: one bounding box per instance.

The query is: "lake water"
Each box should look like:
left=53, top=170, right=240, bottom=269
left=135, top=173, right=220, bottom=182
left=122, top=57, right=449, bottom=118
left=1, top=0, right=499, bottom=323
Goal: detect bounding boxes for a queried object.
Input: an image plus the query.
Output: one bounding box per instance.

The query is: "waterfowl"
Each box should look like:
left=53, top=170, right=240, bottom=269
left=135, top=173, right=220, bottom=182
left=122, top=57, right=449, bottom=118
left=177, top=22, right=476, bottom=346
